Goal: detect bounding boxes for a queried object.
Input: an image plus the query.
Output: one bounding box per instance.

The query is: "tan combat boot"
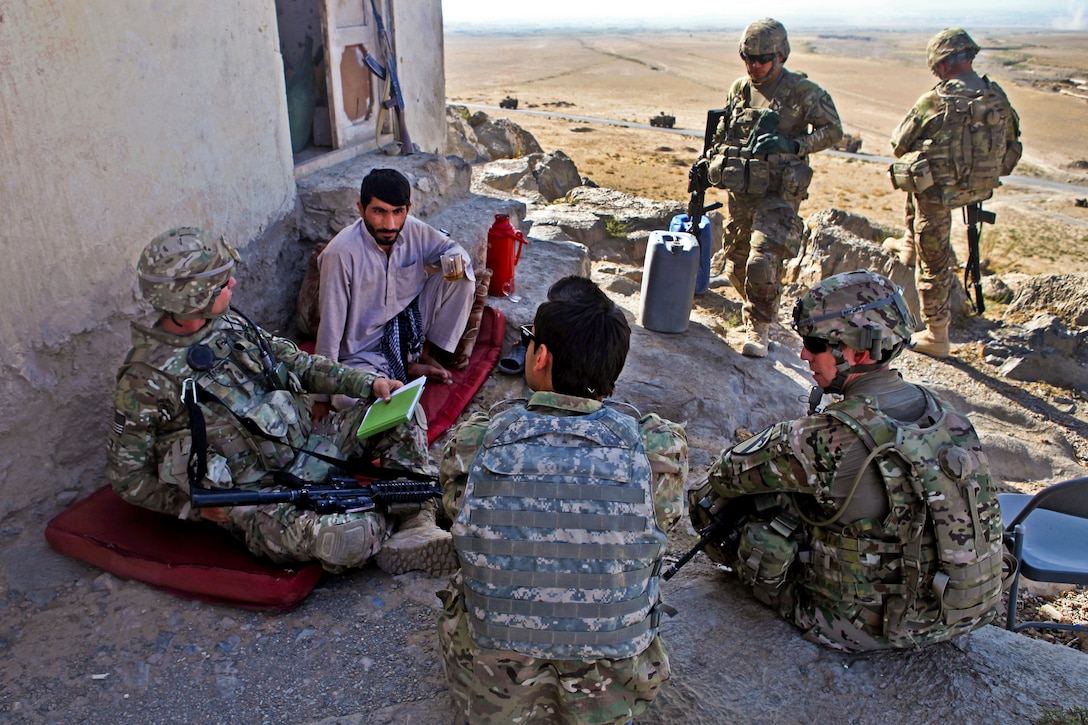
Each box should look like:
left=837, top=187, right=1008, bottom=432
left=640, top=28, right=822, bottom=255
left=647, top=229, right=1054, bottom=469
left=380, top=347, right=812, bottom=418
left=881, top=235, right=917, bottom=267
left=741, top=322, right=770, bottom=358
left=911, top=322, right=950, bottom=359
left=374, top=499, right=458, bottom=576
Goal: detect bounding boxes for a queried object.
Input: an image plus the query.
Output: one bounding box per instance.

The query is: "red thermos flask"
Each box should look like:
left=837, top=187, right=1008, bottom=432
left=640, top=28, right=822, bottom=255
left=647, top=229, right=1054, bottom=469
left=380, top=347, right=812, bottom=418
left=486, top=214, right=527, bottom=296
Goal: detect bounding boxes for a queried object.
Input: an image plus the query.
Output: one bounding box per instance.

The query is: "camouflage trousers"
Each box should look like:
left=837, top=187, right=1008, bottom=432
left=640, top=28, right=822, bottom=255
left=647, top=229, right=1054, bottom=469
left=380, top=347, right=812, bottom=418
left=721, top=191, right=805, bottom=325
left=223, top=400, right=433, bottom=571
left=906, top=193, right=956, bottom=327
left=437, top=575, right=670, bottom=725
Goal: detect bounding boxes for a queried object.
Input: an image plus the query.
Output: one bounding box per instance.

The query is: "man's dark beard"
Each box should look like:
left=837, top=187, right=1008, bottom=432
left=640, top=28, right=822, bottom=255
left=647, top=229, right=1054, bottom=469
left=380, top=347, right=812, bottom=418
left=364, top=220, right=403, bottom=246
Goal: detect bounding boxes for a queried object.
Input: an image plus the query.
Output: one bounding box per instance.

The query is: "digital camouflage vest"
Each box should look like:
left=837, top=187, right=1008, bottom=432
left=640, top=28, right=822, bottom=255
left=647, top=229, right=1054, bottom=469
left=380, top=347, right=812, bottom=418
left=452, top=405, right=667, bottom=660
left=918, top=77, right=1020, bottom=208
left=812, top=390, right=1004, bottom=646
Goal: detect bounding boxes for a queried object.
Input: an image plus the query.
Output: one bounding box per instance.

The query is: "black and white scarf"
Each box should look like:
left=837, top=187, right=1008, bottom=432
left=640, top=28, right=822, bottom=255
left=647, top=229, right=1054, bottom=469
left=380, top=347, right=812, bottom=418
left=380, top=298, right=424, bottom=382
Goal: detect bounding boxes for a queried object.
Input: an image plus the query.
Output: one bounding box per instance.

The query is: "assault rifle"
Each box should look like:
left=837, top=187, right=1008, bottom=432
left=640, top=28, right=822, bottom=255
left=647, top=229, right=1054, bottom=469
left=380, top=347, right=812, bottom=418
left=963, top=202, right=995, bottom=315
left=685, top=108, right=728, bottom=234
left=364, top=0, right=413, bottom=154
left=190, top=472, right=440, bottom=515
left=662, top=496, right=748, bottom=581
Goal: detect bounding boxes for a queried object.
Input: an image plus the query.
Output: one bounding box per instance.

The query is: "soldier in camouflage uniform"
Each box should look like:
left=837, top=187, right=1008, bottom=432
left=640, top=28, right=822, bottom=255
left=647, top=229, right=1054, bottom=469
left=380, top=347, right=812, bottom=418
left=689, top=271, right=1003, bottom=651
left=107, top=227, right=455, bottom=575
left=697, top=18, right=842, bottom=358
left=888, top=28, right=1022, bottom=358
left=437, top=276, right=688, bottom=725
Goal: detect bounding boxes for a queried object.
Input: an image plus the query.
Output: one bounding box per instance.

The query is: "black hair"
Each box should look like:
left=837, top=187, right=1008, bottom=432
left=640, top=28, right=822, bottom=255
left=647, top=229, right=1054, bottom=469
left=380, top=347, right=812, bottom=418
left=359, top=168, right=412, bottom=208
left=546, top=275, right=599, bottom=302
left=533, top=277, right=629, bottom=398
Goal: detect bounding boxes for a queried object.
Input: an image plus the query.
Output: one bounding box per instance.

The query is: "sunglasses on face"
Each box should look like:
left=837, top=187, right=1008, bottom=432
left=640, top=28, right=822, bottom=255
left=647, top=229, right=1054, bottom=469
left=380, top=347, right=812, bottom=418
left=802, top=336, right=830, bottom=354
left=741, top=52, right=776, bottom=65
left=520, top=324, right=536, bottom=349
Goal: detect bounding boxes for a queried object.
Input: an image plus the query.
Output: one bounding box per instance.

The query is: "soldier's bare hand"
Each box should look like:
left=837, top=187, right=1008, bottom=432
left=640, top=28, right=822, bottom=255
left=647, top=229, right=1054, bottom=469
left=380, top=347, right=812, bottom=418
left=372, top=377, right=402, bottom=402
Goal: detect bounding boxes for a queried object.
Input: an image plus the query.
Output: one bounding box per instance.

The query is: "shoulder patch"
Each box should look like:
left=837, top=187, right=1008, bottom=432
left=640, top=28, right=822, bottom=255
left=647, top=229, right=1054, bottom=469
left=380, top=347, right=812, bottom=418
left=733, top=425, right=777, bottom=455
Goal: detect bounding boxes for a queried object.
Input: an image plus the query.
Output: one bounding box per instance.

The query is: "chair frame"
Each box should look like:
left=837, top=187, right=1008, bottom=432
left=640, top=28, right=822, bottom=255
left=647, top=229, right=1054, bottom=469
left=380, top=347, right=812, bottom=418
left=1001, top=476, right=1088, bottom=633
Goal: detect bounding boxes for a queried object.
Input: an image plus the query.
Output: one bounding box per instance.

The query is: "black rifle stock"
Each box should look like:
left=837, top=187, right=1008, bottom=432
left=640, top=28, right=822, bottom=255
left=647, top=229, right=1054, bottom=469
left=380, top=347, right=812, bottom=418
left=963, top=202, right=995, bottom=315
left=190, top=475, right=440, bottom=515
left=686, top=108, right=728, bottom=234
left=662, top=497, right=747, bottom=581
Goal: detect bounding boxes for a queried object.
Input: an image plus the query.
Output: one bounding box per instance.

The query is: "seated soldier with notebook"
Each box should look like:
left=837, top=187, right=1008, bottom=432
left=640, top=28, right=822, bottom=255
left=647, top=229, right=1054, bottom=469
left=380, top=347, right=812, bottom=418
left=107, top=227, right=455, bottom=576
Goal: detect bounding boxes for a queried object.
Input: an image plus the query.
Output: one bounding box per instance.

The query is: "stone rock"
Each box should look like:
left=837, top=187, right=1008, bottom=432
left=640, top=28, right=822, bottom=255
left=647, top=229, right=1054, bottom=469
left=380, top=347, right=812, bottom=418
left=788, top=208, right=923, bottom=329
left=1005, top=272, right=1088, bottom=326
left=532, top=150, right=581, bottom=202
left=473, top=150, right=583, bottom=203
left=469, top=115, right=543, bottom=160
left=982, top=313, right=1088, bottom=390
left=445, top=105, right=490, bottom=164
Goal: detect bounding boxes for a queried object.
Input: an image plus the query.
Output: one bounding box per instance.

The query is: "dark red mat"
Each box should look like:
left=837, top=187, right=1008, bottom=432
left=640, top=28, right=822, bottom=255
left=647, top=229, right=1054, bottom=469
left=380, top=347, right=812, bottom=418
left=421, top=305, right=505, bottom=445
left=45, top=486, right=324, bottom=610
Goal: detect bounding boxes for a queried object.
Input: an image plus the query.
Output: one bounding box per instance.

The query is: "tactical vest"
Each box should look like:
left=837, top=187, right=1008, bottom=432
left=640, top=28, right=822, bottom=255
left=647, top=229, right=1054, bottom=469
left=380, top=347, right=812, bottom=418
left=452, top=405, right=667, bottom=660
left=808, top=390, right=1003, bottom=646
left=923, top=77, right=1019, bottom=208
left=124, top=316, right=309, bottom=485
left=706, top=73, right=812, bottom=196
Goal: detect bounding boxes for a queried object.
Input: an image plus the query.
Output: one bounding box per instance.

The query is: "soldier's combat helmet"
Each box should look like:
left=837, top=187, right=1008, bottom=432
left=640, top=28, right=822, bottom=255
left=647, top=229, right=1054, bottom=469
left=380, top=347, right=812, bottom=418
left=792, top=270, right=915, bottom=390
left=926, top=28, right=979, bottom=72
left=739, top=18, right=790, bottom=63
left=137, top=227, right=239, bottom=319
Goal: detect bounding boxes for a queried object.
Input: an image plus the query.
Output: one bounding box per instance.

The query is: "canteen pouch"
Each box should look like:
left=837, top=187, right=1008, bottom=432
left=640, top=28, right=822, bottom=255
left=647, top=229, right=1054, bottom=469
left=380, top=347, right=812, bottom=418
left=780, top=161, right=814, bottom=198
left=889, top=150, right=934, bottom=193
left=746, top=158, right=770, bottom=195
left=737, top=520, right=798, bottom=604
left=708, top=147, right=748, bottom=192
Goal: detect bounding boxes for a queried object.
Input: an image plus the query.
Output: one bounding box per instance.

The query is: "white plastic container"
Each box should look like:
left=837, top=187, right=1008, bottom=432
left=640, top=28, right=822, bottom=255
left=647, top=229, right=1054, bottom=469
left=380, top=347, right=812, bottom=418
left=639, top=230, right=699, bottom=333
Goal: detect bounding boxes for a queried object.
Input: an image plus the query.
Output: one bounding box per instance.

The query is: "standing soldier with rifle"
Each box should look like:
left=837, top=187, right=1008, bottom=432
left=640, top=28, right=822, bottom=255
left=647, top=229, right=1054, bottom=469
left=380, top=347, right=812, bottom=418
left=887, top=28, right=1022, bottom=358
left=691, top=18, right=842, bottom=358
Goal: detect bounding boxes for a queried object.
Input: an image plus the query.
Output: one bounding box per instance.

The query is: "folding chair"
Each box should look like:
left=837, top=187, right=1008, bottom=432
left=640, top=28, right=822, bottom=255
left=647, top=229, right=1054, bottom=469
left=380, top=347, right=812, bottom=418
left=999, top=476, right=1088, bottom=632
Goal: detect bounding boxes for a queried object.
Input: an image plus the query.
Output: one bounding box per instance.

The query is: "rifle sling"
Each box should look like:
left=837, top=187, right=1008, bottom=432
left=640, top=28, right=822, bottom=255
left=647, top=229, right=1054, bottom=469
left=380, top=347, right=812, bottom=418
left=183, top=380, right=433, bottom=490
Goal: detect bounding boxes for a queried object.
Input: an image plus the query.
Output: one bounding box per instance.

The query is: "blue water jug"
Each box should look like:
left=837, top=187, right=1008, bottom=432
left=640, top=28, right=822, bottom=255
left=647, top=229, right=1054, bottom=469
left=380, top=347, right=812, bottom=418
left=669, top=213, right=712, bottom=294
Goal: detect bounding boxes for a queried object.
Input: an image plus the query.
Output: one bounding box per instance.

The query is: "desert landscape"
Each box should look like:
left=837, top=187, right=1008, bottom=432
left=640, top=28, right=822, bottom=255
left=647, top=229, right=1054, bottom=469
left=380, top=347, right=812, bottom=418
left=445, top=27, right=1088, bottom=277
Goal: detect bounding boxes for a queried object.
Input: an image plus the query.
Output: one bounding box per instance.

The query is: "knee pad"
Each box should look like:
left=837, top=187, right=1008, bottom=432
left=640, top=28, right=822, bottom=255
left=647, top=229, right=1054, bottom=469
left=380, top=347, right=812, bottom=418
left=314, top=517, right=383, bottom=568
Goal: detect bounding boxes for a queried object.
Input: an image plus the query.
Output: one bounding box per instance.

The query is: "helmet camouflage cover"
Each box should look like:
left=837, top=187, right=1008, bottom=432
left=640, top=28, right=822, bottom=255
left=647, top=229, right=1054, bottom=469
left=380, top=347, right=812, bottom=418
left=792, top=270, right=915, bottom=361
left=926, top=28, right=980, bottom=71
left=137, top=226, right=239, bottom=316
left=740, top=18, right=790, bottom=62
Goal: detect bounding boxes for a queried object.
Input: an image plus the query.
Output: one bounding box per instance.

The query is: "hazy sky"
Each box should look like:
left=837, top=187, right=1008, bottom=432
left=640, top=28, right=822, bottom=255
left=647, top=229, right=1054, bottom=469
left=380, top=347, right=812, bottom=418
left=442, top=0, right=1087, bottom=31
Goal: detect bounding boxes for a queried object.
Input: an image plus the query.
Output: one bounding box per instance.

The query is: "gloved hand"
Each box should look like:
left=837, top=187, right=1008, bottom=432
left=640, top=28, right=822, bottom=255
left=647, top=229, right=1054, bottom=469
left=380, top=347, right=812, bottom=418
left=688, top=157, right=709, bottom=192
left=752, top=133, right=800, bottom=155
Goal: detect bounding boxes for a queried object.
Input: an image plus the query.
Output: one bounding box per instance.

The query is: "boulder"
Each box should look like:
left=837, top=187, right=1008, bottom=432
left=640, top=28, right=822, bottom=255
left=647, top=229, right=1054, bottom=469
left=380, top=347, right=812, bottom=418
left=982, top=313, right=1088, bottom=390
left=469, top=114, right=543, bottom=160
left=445, top=105, right=490, bottom=163
left=1005, top=272, right=1088, bottom=326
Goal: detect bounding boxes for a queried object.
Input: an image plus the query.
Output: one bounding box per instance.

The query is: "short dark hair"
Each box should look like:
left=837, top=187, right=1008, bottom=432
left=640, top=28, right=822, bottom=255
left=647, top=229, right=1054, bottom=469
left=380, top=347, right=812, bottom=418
left=534, top=277, right=629, bottom=398
left=359, top=168, right=411, bottom=208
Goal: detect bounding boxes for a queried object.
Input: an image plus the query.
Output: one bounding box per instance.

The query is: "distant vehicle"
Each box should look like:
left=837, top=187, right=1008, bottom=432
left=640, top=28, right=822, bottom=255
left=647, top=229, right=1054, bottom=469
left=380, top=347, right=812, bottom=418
left=649, top=111, right=675, bottom=128
left=833, top=133, right=863, bottom=153
left=499, top=96, right=518, bottom=109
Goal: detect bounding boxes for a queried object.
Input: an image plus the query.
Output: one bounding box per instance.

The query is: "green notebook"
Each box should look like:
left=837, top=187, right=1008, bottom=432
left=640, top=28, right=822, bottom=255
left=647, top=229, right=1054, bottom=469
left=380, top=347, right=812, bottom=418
left=355, top=376, right=426, bottom=440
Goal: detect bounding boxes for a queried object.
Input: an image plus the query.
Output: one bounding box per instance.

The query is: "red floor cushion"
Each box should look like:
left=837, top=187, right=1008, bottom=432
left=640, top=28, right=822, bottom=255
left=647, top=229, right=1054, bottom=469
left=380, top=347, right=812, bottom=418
left=45, top=486, right=324, bottom=610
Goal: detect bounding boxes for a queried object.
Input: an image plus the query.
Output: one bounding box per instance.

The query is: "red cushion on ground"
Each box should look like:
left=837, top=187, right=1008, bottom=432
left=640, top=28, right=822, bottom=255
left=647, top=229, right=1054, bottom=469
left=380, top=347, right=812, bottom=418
left=421, top=305, right=505, bottom=445
left=45, top=486, right=323, bottom=610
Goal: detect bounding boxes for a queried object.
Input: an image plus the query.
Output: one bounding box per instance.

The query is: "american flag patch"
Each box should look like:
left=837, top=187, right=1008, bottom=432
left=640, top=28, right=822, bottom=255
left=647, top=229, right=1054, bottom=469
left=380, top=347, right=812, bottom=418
left=113, top=411, right=126, bottom=436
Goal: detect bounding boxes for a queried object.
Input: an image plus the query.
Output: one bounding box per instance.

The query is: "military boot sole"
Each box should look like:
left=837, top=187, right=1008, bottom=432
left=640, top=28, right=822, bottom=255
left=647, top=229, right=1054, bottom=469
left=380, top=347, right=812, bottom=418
left=375, top=529, right=458, bottom=577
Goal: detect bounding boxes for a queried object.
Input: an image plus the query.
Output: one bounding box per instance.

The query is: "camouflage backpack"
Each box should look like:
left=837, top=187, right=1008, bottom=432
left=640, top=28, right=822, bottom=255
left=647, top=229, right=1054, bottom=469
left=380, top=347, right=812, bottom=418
left=817, top=389, right=1004, bottom=645
left=926, top=77, right=1021, bottom=208
left=452, top=404, right=668, bottom=660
